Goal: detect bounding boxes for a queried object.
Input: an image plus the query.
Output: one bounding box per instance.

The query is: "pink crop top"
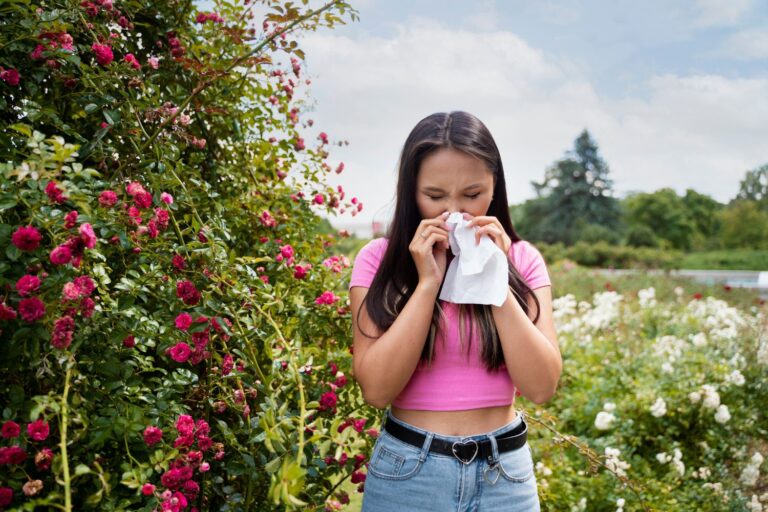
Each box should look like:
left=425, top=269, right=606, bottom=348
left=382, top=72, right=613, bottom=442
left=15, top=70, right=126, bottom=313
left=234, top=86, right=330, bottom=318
left=349, top=237, right=551, bottom=411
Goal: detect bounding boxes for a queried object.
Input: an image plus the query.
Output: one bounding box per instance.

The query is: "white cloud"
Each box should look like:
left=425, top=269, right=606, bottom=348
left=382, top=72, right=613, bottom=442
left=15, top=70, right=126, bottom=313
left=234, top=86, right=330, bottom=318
left=693, top=0, right=754, bottom=27
left=719, top=28, right=768, bottom=60
left=300, top=19, right=768, bottom=235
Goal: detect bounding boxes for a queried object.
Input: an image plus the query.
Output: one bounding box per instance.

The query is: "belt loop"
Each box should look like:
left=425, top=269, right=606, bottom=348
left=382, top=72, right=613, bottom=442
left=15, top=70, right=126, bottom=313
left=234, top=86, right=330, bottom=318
left=487, top=433, right=500, bottom=465
left=419, top=432, right=434, bottom=462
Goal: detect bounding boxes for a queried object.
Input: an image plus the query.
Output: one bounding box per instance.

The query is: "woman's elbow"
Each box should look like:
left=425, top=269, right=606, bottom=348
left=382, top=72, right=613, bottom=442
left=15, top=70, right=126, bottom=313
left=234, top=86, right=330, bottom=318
left=360, top=386, right=391, bottom=410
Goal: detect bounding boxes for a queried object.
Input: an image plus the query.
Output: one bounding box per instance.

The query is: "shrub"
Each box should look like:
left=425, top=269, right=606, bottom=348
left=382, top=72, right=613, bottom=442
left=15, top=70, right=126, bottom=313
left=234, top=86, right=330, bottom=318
left=0, top=1, right=372, bottom=510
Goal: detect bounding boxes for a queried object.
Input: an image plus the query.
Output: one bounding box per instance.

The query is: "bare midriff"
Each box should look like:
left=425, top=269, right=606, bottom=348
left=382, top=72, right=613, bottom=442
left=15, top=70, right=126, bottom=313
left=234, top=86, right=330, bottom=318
left=390, top=403, right=518, bottom=437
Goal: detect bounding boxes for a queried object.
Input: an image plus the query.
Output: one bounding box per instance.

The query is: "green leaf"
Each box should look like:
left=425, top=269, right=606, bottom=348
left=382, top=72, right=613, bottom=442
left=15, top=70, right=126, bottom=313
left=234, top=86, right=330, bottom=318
left=0, top=197, right=18, bottom=211
left=75, top=464, right=92, bottom=476
left=84, top=103, right=99, bottom=114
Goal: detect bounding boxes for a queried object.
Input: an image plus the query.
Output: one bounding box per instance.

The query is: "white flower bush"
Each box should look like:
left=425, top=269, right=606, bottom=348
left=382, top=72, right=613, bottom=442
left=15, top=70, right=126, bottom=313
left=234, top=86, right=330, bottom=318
left=651, top=397, right=668, bottom=417
left=535, top=267, right=765, bottom=510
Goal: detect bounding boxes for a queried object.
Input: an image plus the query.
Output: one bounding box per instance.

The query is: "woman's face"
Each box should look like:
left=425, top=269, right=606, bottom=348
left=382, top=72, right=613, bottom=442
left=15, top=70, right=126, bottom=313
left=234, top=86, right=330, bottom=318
left=415, top=147, right=495, bottom=220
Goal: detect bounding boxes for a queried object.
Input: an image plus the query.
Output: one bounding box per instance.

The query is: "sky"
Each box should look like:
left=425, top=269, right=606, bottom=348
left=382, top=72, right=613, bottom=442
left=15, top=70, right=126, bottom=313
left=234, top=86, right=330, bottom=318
left=290, top=1, right=768, bottom=236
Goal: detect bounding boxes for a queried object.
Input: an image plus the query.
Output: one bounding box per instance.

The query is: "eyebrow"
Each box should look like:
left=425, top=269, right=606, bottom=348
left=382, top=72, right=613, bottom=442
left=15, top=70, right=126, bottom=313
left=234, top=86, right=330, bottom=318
left=422, top=183, right=484, bottom=192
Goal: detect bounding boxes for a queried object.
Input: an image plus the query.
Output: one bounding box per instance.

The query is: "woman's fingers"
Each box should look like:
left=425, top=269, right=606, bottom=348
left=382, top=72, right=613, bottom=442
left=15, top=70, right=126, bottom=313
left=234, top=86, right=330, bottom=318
left=463, top=214, right=511, bottom=253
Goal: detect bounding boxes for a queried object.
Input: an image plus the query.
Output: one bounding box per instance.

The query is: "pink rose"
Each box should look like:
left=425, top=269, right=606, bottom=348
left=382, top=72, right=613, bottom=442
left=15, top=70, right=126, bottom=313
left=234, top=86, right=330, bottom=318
left=91, top=43, right=113, bottom=66
left=312, top=193, right=324, bottom=205
left=175, top=415, right=195, bottom=436
left=50, top=245, right=73, bottom=265
left=27, top=419, right=49, bottom=442
left=51, top=316, right=75, bottom=349
left=314, top=291, right=339, bottom=306
left=16, top=275, right=41, bottom=297
left=123, top=53, right=140, bottom=69
left=98, top=190, right=118, bottom=207
left=143, top=425, right=163, bottom=446
left=160, top=192, right=173, bottom=204
left=34, top=448, right=53, bottom=471
left=175, top=312, right=192, bottom=331
left=168, top=343, right=192, bottom=363
left=79, top=223, right=97, bottom=249
left=141, top=483, right=155, bottom=496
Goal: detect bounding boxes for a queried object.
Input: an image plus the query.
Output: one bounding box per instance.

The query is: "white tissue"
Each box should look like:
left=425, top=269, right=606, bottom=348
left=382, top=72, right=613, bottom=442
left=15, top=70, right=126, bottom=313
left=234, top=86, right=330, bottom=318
left=438, top=212, right=509, bottom=307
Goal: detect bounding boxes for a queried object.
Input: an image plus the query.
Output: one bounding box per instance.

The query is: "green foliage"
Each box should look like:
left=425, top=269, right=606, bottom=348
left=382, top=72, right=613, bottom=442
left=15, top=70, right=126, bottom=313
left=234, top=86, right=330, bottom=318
left=0, top=1, right=371, bottom=510
left=717, top=200, right=768, bottom=249
left=679, top=249, right=768, bottom=271
left=623, top=188, right=696, bottom=250
left=527, top=130, right=622, bottom=245
left=625, top=224, right=659, bottom=248
left=736, top=164, right=768, bottom=210
left=537, top=242, right=681, bottom=270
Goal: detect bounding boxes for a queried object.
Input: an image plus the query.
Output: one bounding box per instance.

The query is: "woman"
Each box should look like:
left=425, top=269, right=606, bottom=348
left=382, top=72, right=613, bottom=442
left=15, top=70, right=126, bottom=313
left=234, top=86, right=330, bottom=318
left=349, top=111, right=561, bottom=511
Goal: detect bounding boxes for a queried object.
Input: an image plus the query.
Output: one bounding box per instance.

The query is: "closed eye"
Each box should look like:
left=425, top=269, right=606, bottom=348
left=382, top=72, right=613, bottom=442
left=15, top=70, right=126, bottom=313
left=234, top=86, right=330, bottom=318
left=428, top=194, right=480, bottom=200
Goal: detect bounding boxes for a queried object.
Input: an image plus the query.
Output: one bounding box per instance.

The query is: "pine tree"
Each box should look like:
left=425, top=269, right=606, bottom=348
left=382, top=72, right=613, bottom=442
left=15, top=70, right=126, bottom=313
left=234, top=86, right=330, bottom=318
left=529, top=130, right=621, bottom=244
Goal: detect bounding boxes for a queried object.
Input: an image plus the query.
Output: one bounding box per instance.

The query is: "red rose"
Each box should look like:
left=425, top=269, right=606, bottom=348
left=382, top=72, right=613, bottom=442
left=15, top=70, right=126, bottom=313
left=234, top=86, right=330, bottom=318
left=11, top=226, right=42, bottom=251
left=18, top=297, right=45, bottom=323
left=45, top=181, right=67, bottom=203
left=1, top=421, right=20, bottom=439
left=176, top=280, right=201, bottom=305
left=0, top=68, right=20, bottom=87
left=319, top=391, right=337, bottom=412
left=0, top=487, right=13, bottom=507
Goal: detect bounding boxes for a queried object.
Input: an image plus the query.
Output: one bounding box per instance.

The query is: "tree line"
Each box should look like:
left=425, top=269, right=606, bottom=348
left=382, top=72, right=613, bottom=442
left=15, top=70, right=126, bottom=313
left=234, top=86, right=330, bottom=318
left=511, top=131, right=768, bottom=251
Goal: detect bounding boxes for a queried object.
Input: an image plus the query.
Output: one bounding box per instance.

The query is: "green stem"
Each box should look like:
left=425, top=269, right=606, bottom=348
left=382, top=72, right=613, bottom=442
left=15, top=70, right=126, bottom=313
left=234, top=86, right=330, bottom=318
left=524, top=410, right=651, bottom=512
left=59, top=361, right=73, bottom=512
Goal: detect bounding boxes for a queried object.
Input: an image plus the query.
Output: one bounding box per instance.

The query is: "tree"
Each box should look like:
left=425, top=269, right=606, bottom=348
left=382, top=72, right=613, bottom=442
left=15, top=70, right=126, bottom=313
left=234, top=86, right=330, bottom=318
left=717, top=200, right=768, bottom=249
left=736, top=164, right=768, bottom=211
left=623, top=189, right=696, bottom=250
left=529, top=130, right=621, bottom=245
left=681, top=189, right=723, bottom=249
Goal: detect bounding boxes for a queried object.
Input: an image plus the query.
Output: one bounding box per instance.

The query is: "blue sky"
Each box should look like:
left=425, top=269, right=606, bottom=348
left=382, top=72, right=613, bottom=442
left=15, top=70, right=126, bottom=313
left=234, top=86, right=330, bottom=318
left=256, top=0, right=768, bottom=235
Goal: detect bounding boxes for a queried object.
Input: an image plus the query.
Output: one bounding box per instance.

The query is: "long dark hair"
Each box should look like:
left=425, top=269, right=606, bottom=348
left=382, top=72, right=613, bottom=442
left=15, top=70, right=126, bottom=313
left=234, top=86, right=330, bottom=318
left=358, top=111, right=540, bottom=371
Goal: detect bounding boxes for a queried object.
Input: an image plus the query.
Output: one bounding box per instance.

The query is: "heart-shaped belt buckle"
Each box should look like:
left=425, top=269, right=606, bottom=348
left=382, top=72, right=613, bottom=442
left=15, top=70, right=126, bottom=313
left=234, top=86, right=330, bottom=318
left=451, top=439, right=479, bottom=465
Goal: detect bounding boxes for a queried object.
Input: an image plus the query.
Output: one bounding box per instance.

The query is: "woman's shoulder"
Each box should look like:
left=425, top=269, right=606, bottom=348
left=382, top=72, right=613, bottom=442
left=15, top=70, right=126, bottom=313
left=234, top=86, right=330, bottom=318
left=353, top=237, right=389, bottom=265
left=508, top=238, right=542, bottom=259
left=359, top=237, right=389, bottom=255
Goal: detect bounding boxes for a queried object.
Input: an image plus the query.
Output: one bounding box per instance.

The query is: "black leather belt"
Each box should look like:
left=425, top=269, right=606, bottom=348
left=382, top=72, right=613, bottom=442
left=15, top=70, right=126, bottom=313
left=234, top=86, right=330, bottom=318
left=383, top=415, right=528, bottom=465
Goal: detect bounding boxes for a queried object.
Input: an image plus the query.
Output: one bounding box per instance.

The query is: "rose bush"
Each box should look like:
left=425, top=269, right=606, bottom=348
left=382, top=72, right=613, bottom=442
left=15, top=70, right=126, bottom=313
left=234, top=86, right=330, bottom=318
left=0, top=1, right=372, bottom=510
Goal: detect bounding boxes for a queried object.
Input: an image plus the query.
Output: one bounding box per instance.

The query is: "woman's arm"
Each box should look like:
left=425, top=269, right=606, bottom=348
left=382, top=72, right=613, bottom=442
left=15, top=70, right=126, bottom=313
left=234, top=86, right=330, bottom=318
left=350, top=282, right=439, bottom=409
left=491, top=286, right=561, bottom=404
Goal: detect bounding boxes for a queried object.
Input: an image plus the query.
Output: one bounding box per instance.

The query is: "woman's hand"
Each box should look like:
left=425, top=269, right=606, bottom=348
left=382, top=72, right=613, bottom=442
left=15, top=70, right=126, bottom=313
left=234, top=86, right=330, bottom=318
left=463, top=213, right=512, bottom=255
left=410, top=211, right=451, bottom=292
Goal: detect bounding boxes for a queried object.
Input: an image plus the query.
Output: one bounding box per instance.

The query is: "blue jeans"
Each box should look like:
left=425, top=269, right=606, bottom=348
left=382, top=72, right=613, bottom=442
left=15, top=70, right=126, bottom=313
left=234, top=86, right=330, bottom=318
left=362, top=410, right=541, bottom=512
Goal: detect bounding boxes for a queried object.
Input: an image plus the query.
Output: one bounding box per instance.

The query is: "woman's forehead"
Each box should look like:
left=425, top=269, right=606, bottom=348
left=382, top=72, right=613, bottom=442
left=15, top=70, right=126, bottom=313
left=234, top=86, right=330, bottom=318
left=417, top=149, right=493, bottom=188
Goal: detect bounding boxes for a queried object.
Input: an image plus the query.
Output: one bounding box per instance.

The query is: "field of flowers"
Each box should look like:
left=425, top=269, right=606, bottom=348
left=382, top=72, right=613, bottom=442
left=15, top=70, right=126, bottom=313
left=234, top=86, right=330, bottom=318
left=522, top=262, right=767, bottom=511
